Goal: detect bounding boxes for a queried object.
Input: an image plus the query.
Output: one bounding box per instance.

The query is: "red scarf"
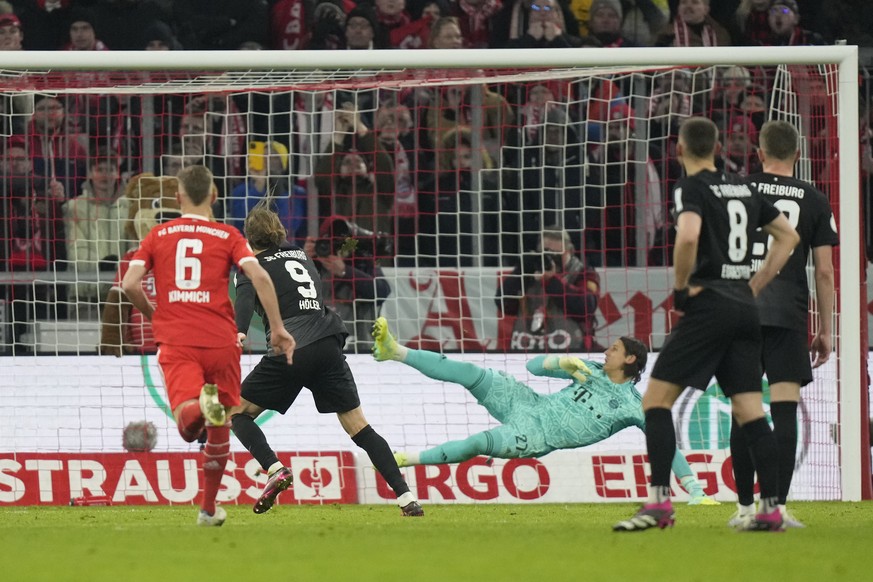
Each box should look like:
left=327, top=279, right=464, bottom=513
left=457, top=0, right=503, bottom=48
left=672, top=19, right=718, bottom=47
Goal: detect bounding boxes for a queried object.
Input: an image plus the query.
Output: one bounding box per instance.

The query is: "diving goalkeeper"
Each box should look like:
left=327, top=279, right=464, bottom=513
left=372, top=317, right=717, bottom=505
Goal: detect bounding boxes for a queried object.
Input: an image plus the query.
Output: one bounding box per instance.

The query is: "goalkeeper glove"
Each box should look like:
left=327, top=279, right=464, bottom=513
left=547, top=355, right=591, bottom=384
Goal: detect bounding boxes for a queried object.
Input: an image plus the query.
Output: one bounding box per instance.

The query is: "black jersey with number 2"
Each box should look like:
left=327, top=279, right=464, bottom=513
left=235, top=243, right=347, bottom=350
left=673, top=169, right=781, bottom=304
left=747, top=173, right=839, bottom=331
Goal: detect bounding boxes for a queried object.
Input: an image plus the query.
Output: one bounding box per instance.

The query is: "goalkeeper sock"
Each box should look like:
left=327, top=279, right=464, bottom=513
left=231, top=413, right=280, bottom=472
left=770, top=401, right=798, bottom=505
left=741, top=416, right=780, bottom=509
left=419, top=431, right=498, bottom=465
left=405, top=349, right=488, bottom=391
left=730, top=416, right=756, bottom=507
left=352, top=425, right=410, bottom=497
left=680, top=475, right=703, bottom=497
left=644, top=408, right=675, bottom=491
left=202, top=425, right=230, bottom=515
left=177, top=401, right=205, bottom=443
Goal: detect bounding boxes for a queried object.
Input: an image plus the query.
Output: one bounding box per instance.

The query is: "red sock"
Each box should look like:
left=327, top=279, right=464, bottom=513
left=177, top=401, right=204, bottom=443
left=201, top=425, right=230, bottom=515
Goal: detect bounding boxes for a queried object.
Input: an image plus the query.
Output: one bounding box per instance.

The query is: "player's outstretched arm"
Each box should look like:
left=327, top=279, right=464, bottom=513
left=530, top=355, right=591, bottom=383
left=241, top=261, right=296, bottom=364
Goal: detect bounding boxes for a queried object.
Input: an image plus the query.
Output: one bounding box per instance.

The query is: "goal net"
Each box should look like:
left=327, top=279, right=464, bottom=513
left=0, top=48, right=867, bottom=506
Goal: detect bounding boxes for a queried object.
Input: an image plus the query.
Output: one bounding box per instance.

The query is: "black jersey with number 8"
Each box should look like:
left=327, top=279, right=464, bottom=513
left=672, top=169, right=781, bottom=304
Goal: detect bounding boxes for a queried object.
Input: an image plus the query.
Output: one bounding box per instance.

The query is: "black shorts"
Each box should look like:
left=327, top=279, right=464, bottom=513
left=762, top=326, right=813, bottom=387
left=241, top=334, right=361, bottom=414
left=651, top=289, right=763, bottom=397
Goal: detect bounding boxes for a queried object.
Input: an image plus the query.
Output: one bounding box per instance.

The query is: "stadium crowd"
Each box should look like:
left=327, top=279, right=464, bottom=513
left=0, top=0, right=868, bottom=355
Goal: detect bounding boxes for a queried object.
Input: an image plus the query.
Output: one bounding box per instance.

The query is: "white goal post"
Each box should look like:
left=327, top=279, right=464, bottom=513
left=0, top=46, right=865, bottom=502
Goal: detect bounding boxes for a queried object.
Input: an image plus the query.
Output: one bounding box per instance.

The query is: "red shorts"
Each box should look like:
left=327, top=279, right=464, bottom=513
left=156, top=343, right=242, bottom=412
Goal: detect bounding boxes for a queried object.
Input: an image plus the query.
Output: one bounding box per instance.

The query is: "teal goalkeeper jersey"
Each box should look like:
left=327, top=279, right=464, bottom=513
left=526, top=356, right=645, bottom=450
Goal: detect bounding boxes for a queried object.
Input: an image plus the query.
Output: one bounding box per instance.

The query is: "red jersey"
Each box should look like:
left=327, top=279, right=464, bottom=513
left=114, top=248, right=157, bottom=353
left=130, top=214, right=256, bottom=348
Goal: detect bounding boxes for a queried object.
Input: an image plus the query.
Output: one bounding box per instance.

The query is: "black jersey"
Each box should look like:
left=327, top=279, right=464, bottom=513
left=673, top=170, right=781, bottom=304
left=748, top=173, right=839, bottom=331
left=235, top=243, right=347, bottom=350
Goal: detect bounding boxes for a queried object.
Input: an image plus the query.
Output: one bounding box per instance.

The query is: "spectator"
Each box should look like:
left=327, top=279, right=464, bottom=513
left=228, top=141, right=305, bottom=242
left=174, top=0, right=270, bottom=50
left=417, top=127, right=502, bottom=267
left=451, top=0, right=503, bottom=48
left=495, top=227, right=601, bottom=352
left=720, top=114, right=762, bottom=177
left=342, top=5, right=390, bottom=50
left=1, top=136, right=67, bottom=353
left=375, top=0, right=413, bottom=47
left=178, top=95, right=248, bottom=216
left=1, top=136, right=66, bottom=271
left=655, top=0, right=731, bottom=47
left=87, top=0, right=173, bottom=51
left=373, top=97, right=419, bottom=261
left=425, top=81, right=512, bottom=172
left=302, top=216, right=392, bottom=353
left=621, top=0, right=669, bottom=46
left=314, top=103, right=395, bottom=237
left=0, top=14, right=31, bottom=136
left=737, top=83, right=768, bottom=131
left=63, top=148, right=131, bottom=304
left=586, top=0, right=635, bottom=47
left=306, top=1, right=348, bottom=50
left=27, top=94, right=88, bottom=200
left=494, top=0, right=579, bottom=48
left=0, top=11, right=22, bottom=50
left=734, top=0, right=772, bottom=45
left=759, top=0, right=826, bottom=46
left=588, top=103, right=665, bottom=267
left=709, top=65, right=753, bottom=127
left=14, top=0, right=72, bottom=50
left=503, top=105, right=588, bottom=257
left=427, top=14, right=464, bottom=48
left=63, top=8, right=108, bottom=51
left=143, top=20, right=182, bottom=51
left=391, top=0, right=442, bottom=48
left=505, top=0, right=583, bottom=48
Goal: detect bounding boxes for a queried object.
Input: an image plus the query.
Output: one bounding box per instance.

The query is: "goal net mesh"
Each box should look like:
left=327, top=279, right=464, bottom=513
left=0, top=59, right=855, bottom=504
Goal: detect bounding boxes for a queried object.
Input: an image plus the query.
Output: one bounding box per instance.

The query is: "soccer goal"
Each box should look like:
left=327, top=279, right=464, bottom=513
left=0, top=47, right=867, bottom=505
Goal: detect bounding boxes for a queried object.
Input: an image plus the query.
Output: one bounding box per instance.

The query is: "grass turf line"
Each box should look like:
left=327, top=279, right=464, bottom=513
left=0, top=502, right=869, bottom=581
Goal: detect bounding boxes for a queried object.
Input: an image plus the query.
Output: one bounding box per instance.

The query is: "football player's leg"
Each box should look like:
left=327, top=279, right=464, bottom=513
left=729, top=416, right=757, bottom=506
left=200, top=347, right=242, bottom=516
left=161, top=346, right=206, bottom=442
left=417, top=425, right=520, bottom=465
left=402, top=348, right=491, bottom=395
left=340, top=406, right=423, bottom=516
left=201, top=423, right=230, bottom=516
left=230, top=399, right=279, bottom=472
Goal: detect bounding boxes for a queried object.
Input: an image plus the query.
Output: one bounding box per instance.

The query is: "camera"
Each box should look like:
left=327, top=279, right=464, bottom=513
left=316, top=216, right=394, bottom=259
left=521, top=252, right=560, bottom=276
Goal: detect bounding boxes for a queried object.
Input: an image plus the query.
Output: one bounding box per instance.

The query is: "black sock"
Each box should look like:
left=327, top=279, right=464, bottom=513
left=741, top=417, right=779, bottom=509
left=730, top=416, right=756, bottom=506
left=231, top=413, right=280, bottom=472
left=352, top=425, right=410, bottom=497
left=644, top=408, right=675, bottom=489
left=771, top=401, right=798, bottom=505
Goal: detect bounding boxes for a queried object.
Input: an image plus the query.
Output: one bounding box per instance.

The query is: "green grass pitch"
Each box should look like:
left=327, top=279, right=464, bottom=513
left=1, top=502, right=870, bottom=581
